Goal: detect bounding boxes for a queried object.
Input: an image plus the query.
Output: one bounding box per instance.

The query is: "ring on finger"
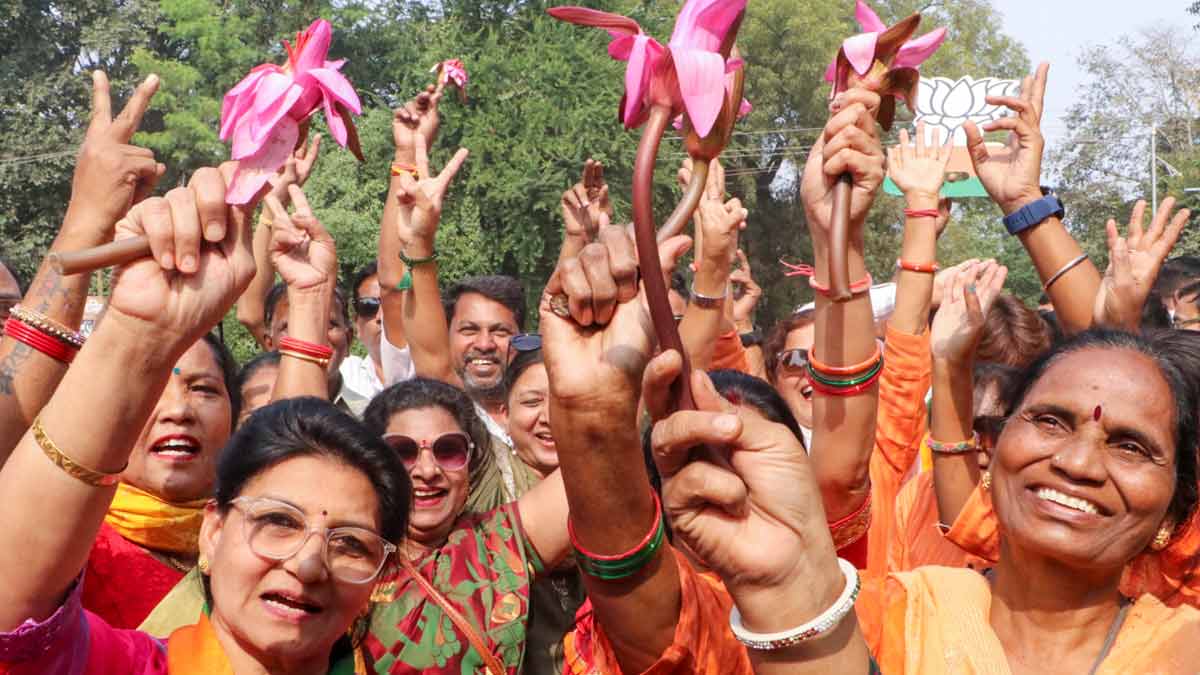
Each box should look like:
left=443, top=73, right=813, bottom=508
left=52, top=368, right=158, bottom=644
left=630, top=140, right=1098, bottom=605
left=548, top=293, right=572, bottom=319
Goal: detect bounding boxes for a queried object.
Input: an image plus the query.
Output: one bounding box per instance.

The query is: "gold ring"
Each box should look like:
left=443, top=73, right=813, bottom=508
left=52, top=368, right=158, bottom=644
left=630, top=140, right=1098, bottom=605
left=548, top=293, right=571, bottom=319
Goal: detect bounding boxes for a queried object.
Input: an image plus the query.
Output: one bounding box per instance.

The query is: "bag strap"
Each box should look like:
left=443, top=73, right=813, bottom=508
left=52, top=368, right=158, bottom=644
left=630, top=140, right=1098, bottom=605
left=399, top=555, right=507, bottom=675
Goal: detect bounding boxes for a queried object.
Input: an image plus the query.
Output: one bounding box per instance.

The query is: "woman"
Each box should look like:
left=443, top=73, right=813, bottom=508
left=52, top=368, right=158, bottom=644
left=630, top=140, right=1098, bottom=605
left=84, top=332, right=239, bottom=628
left=504, top=346, right=557, bottom=478
left=0, top=164, right=412, bottom=672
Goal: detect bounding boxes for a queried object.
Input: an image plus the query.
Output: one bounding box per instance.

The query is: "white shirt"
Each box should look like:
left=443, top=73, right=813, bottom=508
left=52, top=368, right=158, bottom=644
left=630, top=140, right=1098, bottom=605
left=378, top=322, right=417, bottom=386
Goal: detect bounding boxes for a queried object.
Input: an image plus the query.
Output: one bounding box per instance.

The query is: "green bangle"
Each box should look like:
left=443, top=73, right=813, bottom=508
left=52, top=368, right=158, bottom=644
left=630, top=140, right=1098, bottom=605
left=570, top=493, right=666, bottom=582
left=806, top=357, right=884, bottom=388
left=399, top=250, right=438, bottom=267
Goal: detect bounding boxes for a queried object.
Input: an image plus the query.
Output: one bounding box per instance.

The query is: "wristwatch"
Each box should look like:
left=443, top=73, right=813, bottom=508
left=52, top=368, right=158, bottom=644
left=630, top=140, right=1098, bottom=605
left=1002, top=188, right=1064, bottom=236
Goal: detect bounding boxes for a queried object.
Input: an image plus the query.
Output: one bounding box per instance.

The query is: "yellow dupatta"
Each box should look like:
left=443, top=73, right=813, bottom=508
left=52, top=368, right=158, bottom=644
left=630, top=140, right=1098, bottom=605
left=105, top=482, right=208, bottom=556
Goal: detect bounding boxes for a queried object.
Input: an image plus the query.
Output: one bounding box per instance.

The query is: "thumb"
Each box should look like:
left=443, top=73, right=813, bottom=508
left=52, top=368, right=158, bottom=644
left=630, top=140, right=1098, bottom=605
left=691, top=368, right=737, bottom=415
left=657, top=234, right=693, bottom=274
left=963, top=121, right=989, bottom=171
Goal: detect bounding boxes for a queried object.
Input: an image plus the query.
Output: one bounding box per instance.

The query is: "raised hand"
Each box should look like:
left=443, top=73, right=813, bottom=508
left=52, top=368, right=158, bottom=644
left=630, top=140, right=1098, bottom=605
left=560, top=159, right=613, bottom=257
left=930, top=260, right=1008, bottom=365
left=1093, top=198, right=1190, bottom=331
left=266, top=185, right=338, bottom=294
left=266, top=134, right=322, bottom=208
left=65, top=71, right=164, bottom=245
left=887, top=121, right=954, bottom=204
left=729, top=249, right=761, bottom=327
left=963, top=62, right=1050, bottom=215
left=930, top=257, right=980, bottom=312
left=693, top=159, right=747, bottom=276
left=800, top=89, right=885, bottom=249
left=107, top=164, right=257, bottom=343
left=393, top=83, right=445, bottom=163
left=394, top=135, right=470, bottom=249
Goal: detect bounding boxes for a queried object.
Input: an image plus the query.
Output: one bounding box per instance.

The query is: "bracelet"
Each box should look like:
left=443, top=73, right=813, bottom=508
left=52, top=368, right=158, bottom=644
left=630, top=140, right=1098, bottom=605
left=277, top=336, right=334, bottom=360
left=399, top=250, right=438, bottom=267
left=1043, top=253, right=1088, bottom=291
left=4, top=318, right=77, bottom=364
left=807, top=364, right=883, bottom=397
left=809, top=273, right=873, bottom=298
left=32, top=416, right=124, bottom=487
left=903, top=208, right=941, bottom=219
left=570, top=491, right=665, bottom=581
left=9, top=306, right=85, bottom=348
left=279, top=349, right=331, bottom=369
left=927, top=432, right=980, bottom=454
left=896, top=258, right=939, bottom=274
left=828, top=496, right=872, bottom=550
left=807, top=339, right=883, bottom=376
left=806, top=357, right=883, bottom=388
left=395, top=270, right=414, bottom=292
left=729, top=557, right=861, bottom=650
left=390, top=162, right=419, bottom=179
left=689, top=281, right=726, bottom=310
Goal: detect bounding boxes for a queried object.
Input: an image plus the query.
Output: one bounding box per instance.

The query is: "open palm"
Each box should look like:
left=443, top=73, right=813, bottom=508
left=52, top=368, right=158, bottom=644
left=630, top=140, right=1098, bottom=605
left=930, top=261, right=1007, bottom=364
left=1094, top=198, right=1190, bottom=330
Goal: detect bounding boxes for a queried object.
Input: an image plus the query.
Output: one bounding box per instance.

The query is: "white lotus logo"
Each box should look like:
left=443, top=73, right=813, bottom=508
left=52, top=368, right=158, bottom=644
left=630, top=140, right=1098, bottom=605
left=915, top=76, right=1020, bottom=144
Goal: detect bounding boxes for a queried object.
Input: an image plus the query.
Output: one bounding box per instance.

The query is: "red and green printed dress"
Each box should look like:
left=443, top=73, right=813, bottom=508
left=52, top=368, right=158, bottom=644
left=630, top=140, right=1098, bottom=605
left=363, top=502, right=541, bottom=674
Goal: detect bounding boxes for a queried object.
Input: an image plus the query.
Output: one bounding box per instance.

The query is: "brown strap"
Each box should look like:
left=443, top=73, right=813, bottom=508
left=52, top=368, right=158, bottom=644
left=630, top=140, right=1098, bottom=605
left=400, top=555, right=507, bottom=675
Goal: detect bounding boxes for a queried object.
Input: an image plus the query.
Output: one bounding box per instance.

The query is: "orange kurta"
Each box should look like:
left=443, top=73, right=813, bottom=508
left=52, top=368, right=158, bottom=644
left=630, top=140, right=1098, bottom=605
left=862, top=566, right=1200, bottom=675
left=890, top=471, right=992, bottom=572
left=710, top=329, right=751, bottom=373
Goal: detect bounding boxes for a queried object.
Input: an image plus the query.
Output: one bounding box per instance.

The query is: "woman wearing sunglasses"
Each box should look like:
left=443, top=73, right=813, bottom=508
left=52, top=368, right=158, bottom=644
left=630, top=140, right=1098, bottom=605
left=0, top=166, right=410, bottom=672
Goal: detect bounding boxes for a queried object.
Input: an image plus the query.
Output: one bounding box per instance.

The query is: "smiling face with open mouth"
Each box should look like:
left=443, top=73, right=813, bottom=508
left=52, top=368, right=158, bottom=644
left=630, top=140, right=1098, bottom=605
left=122, top=339, right=233, bottom=503
left=386, top=406, right=472, bottom=549
left=992, top=347, right=1180, bottom=572
left=507, top=362, right=557, bottom=477
left=771, top=322, right=816, bottom=430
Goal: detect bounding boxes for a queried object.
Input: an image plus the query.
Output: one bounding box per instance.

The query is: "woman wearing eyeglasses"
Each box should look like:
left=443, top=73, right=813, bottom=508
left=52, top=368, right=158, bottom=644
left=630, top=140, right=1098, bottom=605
left=0, top=166, right=413, bottom=673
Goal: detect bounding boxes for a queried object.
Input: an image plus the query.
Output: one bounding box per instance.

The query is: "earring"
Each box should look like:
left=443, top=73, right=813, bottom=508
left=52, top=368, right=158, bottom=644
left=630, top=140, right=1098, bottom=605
left=1152, top=526, right=1172, bottom=551
left=980, top=470, right=991, bottom=491
left=198, top=554, right=211, bottom=574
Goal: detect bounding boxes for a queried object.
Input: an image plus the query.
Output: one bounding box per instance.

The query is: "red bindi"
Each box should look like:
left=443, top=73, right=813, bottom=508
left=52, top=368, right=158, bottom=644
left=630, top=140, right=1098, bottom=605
left=1093, top=405, right=1102, bottom=422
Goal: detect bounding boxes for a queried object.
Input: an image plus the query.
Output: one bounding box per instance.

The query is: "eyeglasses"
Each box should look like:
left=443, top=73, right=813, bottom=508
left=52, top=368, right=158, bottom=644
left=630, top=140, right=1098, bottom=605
left=230, top=496, right=396, bottom=584
left=383, top=431, right=474, bottom=471
left=506, top=333, right=541, bottom=362
left=777, top=348, right=809, bottom=373
left=354, top=297, right=381, bottom=319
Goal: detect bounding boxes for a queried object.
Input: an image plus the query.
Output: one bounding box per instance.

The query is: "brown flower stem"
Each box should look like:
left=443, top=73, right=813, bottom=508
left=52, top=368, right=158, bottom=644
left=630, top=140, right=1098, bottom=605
left=49, top=235, right=150, bottom=276
left=656, top=158, right=708, bottom=243
left=828, top=173, right=854, bottom=300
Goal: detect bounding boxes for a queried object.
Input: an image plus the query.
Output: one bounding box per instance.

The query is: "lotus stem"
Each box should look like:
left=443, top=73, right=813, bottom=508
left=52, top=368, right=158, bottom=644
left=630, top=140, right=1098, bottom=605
left=828, top=173, right=854, bottom=301
left=657, top=159, right=709, bottom=243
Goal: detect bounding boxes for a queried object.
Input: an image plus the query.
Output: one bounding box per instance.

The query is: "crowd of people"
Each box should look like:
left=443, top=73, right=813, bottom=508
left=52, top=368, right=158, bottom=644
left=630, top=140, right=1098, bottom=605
left=0, top=40, right=1199, bottom=675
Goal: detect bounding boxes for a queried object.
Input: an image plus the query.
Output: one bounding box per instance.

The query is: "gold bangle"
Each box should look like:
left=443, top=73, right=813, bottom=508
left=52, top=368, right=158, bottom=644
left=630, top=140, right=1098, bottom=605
left=9, top=306, right=85, bottom=349
left=279, top=349, right=331, bottom=368
left=32, top=416, right=124, bottom=487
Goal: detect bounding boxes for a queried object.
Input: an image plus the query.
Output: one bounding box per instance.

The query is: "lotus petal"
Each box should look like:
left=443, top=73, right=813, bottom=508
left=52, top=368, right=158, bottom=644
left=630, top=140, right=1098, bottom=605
left=842, top=32, right=880, bottom=76
left=854, top=0, right=887, bottom=33
left=306, top=67, right=362, bottom=115
left=670, top=0, right=747, bottom=52
left=671, top=46, right=727, bottom=137
left=228, top=117, right=300, bottom=205
left=546, top=6, right=642, bottom=37
left=294, top=20, right=332, bottom=73
left=894, top=27, right=947, bottom=69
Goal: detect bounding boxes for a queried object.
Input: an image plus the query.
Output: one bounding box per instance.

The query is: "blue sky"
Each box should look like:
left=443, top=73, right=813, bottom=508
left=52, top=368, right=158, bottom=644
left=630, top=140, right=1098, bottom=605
left=993, top=0, right=1191, bottom=147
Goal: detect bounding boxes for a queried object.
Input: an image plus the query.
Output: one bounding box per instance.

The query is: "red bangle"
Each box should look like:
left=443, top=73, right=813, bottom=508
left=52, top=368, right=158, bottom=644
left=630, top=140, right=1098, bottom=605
left=903, top=208, right=940, bottom=219
left=808, top=365, right=882, bottom=396
left=809, top=273, right=873, bottom=297
left=277, top=336, right=333, bottom=360
left=807, top=339, right=883, bottom=376
left=5, top=318, right=76, bottom=364
left=568, top=491, right=662, bottom=560
left=897, top=258, right=939, bottom=274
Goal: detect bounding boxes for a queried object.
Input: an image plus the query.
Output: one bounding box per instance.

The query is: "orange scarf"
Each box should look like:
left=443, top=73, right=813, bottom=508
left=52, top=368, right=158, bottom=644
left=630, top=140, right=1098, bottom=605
left=105, top=482, right=207, bottom=556
left=166, top=611, right=366, bottom=674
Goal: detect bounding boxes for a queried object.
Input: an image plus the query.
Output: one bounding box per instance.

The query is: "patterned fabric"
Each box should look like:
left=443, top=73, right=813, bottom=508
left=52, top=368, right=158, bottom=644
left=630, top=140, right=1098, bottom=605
left=562, top=549, right=752, bottom=675
left=83, top=522, right=187, bottom=630
left=363, top=503, right=540, bottom=674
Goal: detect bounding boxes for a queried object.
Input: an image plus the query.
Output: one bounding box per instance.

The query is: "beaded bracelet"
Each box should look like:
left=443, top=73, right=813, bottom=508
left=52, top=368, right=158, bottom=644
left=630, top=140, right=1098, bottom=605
left=4, top=318, right=76, bottom=364
left=729, top=558, right=861, bottom=650
left=32, top=416, right=124, bottom=487
left=570, top=491, right=665, bottom=581
left=927, top=432, right=980, bottom=454
left=809, top=273, right=873, bottom=298
left=807, top=339, right=883, bottom=377
left=9, top=305, right=85, bottom=348
left=806, top=357, right=883, bottom=388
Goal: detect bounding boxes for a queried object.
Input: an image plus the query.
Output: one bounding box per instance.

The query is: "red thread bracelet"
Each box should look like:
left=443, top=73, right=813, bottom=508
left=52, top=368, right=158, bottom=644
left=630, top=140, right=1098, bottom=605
left=897, top=258, right=940, bottom=273
left=809, top=273, right=872, bottom=297
left=277, top=336, right=334, bottom=360
left=808, top=366, right=882, bottom=396
left=568, top=491, right=662, bottom=560
left=5, top=318, right=76, bottom=364
left=903, top=208, right=940, bottom=219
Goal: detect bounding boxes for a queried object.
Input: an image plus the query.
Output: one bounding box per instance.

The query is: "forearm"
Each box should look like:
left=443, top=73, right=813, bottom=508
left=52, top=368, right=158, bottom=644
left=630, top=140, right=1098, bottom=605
left=398, top=232, right=458, bottom=384
left=0, top=310, right=179, bottom=628
left=235, top=212, right=275, bottom=350
left=271, top=290, right=332, bottom=401
left=679, top=260, right=731, bottom=369
left=930, top=358, right=979, bottom=525
left=890, top=195, right=939, bottom=335
left=810, top=236, right=879, bottom=519
left=550, top=397, right=680, bottom=674
left=1017, top=217, right=1100, bottom=333
left=0, top=210, right=111, bottom=461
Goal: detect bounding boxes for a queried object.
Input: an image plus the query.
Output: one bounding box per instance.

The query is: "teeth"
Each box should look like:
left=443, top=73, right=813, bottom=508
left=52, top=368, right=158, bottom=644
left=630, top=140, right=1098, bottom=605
left=264, top=596, right=316, bottom=615
left=159, top=439, right=196, bottom=448
left=414, top=489, right=443, bottom=497
left=1036, top=488, right=1099, bottom=515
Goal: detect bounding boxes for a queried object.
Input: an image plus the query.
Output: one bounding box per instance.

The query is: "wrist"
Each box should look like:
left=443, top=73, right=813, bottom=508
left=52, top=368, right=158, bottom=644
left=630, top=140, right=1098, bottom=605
left=56, top=209, right=115, bottom=250
left=394, top=149, right=416, bottom=165
left=92, top=307, right=190, bottom=368
left=731, top=556, right=844, bottom=633
left=401, top=236, right=436, bottom=259
left=999, top=188, right=1047, bottom=216
left=694, top=261, right=731, bottom=298
left=904, top=192, right=941, bottom=210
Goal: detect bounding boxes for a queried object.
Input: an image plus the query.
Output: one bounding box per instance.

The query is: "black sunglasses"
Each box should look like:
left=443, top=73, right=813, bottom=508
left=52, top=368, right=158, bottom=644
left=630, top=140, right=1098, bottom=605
left=777, top=348, right=809, bottom=372
left=354, top=297, right=381, bottom=319
left=506, top=333, right=542, bottom=361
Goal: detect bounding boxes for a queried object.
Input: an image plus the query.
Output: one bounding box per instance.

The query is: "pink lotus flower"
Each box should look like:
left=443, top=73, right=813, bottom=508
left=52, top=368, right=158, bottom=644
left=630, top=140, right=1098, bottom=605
left=219, top=19, right=363, bottom=204
left=548, top=0, right=746, bottom=138
left=432, top=59, right=468, bottom=91
left=823, top=0, right=946, bottom=99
